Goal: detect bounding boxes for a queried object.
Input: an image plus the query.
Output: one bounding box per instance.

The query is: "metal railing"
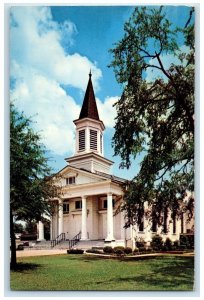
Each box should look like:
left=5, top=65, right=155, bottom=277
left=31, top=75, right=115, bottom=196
left=51, top=232, right=66, bottom=248
left=69, top=231, right=81, bottom=249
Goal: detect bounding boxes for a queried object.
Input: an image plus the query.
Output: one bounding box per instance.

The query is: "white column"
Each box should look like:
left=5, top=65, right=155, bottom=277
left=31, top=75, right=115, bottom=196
left=105, top=193, right=115, bottom=241
left=81, top=196, right=88, bottom=240
left=38, top=221, right=45, bottom=241
left=58, top=199, right=64, bottom=235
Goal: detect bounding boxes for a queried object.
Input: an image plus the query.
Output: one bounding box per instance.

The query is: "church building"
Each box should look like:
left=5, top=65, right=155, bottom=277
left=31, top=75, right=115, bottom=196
left=37, top=73, right=194, bottom=249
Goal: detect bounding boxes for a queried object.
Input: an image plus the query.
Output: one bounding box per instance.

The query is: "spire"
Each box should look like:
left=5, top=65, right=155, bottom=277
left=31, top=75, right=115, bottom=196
left=79, top=73, right=100, bottom=121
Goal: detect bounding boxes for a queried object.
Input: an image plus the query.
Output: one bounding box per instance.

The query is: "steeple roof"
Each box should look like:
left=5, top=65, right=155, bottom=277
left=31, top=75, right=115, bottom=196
left=79, top=72, right=100, bottom=121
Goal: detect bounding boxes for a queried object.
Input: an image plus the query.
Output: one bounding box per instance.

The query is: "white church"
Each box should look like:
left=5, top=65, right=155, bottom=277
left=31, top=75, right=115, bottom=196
left=37, top=73, right=194, bottom=249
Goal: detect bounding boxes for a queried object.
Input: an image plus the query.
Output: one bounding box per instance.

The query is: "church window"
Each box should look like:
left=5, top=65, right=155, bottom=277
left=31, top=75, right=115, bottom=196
left=79, top=129, right=85, bottom=151
left=90, top=129, right=97, bottom=150
left=66, top=177, right=75, bottom=185
left=63, top=202, right=69, bottom=214
left=181, top=213, right=184, bottom=233
left=173, top=212, right=176, bottom=234
left=75, top=200, right=82, bottom=210
left=152, top=207, right=157, bottom=233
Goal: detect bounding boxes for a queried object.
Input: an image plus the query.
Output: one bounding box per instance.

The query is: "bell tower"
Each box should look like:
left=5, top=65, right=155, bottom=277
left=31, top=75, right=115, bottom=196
left=65, top=72, right=113, bottom=174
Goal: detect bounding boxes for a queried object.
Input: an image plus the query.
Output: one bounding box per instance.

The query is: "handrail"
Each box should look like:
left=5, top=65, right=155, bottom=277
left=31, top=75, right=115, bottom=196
left=69, top=231, right=81, bottom=249
left=51, top=232, right=65, bottom=248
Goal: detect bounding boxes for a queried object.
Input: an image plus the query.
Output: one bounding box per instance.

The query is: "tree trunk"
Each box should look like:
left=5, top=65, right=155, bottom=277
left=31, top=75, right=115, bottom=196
left=10, top=210, right=17, bottom=269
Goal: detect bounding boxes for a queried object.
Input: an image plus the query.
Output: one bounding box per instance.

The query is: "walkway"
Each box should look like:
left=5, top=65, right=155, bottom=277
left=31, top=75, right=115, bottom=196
left=16, top=249, right=67, bottom=257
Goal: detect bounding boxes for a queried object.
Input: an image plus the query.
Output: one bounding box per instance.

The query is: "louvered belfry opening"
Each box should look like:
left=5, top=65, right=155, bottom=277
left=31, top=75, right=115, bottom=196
left=90, top=129, right=98, bottom=150
left=79, top=129, right=85, bottom=151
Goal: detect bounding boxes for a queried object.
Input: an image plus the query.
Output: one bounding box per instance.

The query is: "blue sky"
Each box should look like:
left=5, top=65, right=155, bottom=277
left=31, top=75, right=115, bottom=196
left=10, top=5, right=192, bottom=179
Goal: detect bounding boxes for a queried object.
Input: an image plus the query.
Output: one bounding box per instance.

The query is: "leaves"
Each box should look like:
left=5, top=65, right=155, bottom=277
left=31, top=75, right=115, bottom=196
left=110, top=6, right=194, bottom=225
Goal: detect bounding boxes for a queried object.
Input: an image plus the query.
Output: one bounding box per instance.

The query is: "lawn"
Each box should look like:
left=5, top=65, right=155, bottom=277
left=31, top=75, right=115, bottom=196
left=10, top=254, right=194, bottom=291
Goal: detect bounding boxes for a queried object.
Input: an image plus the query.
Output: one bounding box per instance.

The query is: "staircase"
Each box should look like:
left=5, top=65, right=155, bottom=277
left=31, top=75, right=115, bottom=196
left=55, top=239, right=105, bottom=250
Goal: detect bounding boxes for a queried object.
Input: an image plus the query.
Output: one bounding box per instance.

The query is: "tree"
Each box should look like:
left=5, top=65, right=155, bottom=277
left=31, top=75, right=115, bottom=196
left=10, top=104, right=60, bottom=268
left=109, top=6, right=194, bottom=227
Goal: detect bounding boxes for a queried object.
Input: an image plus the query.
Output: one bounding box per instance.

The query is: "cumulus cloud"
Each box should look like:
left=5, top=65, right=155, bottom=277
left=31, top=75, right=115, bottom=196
left=10, top=6, right=103, bottom=156
left=96, top=96, right=118, bottom=128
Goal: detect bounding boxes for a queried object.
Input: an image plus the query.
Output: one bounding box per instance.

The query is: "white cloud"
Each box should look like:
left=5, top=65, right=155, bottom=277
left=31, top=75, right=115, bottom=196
left=10, top=6, right=103, bottom=156
left=96, top=96, right=118, bottom=128
left=145, top=45, right=190, bottom=82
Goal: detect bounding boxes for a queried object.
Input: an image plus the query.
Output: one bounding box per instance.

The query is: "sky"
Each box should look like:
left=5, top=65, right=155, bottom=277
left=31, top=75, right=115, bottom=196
left=9, top=5, right=193, bottom=180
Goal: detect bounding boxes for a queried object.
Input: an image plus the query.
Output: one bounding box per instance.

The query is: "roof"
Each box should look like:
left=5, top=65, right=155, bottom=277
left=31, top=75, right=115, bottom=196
left=79, top=72, right=100, bottom=121
left=56, top=164, right=127, bottom=185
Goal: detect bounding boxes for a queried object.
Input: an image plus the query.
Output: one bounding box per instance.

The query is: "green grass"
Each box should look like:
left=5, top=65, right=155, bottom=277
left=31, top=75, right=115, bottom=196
left=10, top=254, right=194, bottom=291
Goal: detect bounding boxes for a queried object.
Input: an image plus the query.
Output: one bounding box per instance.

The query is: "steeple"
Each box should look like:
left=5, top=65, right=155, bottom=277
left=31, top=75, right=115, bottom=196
left=79, top=71, right=100, bottom=121
left=66, top=73, right=113, bottom=174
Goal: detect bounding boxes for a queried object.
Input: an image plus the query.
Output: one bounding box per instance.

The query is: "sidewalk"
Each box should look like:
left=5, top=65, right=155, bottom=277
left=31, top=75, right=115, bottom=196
left=16, top=249, right=67, bottom=257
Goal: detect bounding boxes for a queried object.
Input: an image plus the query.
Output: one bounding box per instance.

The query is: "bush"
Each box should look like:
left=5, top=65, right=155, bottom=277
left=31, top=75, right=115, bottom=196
left=17, top=244, right=24, bottom=251
left=20, top=234, right=37, bottom=241
left=138, top=247, right=146, bottom=252
left=180, top=234, right=194, bottom=249
left=114, top=249, right=124, bottom=256
left=145, top=247, right=153, bottom=253
left=103, top=246, right=113, bottom=253
left=124, top=247, right=132, bottom=254
left=113, top=246, right=125, bottom=253
left=67, top=249, right=84, bottom=254
left=86, top=249, right=102, bottom=254
left=178, top=245, right=187, bottom=251
left=173, top=240, right=179, bottom=249
left=133, top=248, right=139, bottom=255
left=164, top=238, right=173, bottom=251
left=151, top=234, right=163, bottom=250
left=135, top=237, right=145, bottom=248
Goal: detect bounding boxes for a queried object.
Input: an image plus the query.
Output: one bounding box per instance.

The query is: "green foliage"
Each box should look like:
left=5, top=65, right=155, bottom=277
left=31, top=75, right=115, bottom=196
left=114, top=249, right=124, bottom=256
left=67, top=249, right=84, bottom=254
left=103, top=246, right=113, bottom=253
left=86, top=249, right=102, bottom=254
left=151, top=234, right=163, bottom=250
left=10, top=104, right=61, bottom=267
left=164, top=238, right=173, bottom=251
left=109, top=6, right=194, bottom=226
left=138, top=247, right=146, bottom=252
left=124, top=247, right=133, bottom=254
left=180, top=234, right=194, bottom=249
left=16, top=245, right=24, bottom=251
left=113, top=246, right=125, bottom=252
left=135, top=237, right=145, bottom=248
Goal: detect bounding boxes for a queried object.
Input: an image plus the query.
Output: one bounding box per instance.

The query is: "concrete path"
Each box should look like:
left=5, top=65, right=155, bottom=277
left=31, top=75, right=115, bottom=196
left=16, top=249, right=67, bottom=257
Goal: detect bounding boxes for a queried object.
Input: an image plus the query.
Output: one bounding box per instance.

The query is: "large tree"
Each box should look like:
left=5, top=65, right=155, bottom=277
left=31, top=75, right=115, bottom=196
left=10, top=104, right=59, bottom=268
left=109, top=6, right=194, bottom=227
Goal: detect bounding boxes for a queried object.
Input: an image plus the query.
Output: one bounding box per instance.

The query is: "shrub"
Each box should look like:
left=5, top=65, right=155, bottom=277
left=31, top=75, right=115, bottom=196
left=138, top=247, right=146, bottom=252
left=113, top=246, right=125, bottom=253
left=124, top=247, right=132, bottom=254
left=133, top=248, right=139, bottom=255
left=180, top=234, right=194, bottom=249
left=135, top=237, right=145, bottom=248
left=103, top=246, right=113, bottom=253
left=86, top=249, right=102, bottom=254
left=151, top=234, right=163, bottom=250
left=178, top=245, right=187, bottom=251
left=145, top=247, right=153, bottom=253
left=67, top=249, right=84, bottom=254
left=114, top=249, right=124, bottom=256
left=17, top=244, right=24, bottom=251
left=164, top=238, right=173, bottom=251
left=173, top=240, right=179, bottom=249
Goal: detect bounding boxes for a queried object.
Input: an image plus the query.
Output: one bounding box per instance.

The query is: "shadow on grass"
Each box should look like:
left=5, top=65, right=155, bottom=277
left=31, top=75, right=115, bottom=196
left=10, top=262, right=41, bottom=273
left=76, top=255, right=194, bottom=290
